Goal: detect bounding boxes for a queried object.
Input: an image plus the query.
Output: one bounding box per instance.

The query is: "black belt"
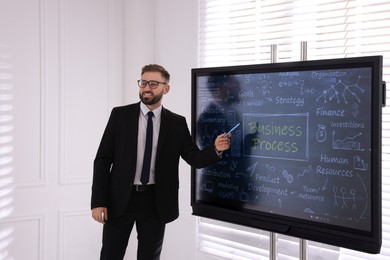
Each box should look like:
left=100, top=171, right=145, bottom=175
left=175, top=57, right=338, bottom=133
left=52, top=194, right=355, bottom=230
left=133, top=184, right=155, bottom=192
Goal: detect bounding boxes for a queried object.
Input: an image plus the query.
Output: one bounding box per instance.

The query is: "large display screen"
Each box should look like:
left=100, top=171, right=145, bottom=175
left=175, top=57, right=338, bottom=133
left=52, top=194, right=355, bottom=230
left=191, top=56, right=383, bottom=253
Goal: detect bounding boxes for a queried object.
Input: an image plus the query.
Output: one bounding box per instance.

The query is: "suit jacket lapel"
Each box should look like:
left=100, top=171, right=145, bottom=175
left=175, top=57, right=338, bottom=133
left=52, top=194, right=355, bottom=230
left=128, top=103, right=141, bottom=173
left=156, top=107, right=170, bottom=162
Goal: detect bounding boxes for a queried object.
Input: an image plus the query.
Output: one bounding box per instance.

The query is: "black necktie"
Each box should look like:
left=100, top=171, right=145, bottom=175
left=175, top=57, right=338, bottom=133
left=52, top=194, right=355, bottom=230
left=141, top=111, right=154, bottom=185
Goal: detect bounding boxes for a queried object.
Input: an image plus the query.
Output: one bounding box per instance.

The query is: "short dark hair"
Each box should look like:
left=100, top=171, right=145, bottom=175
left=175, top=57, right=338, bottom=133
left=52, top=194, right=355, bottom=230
left=141, top=64, right=170, bottom=83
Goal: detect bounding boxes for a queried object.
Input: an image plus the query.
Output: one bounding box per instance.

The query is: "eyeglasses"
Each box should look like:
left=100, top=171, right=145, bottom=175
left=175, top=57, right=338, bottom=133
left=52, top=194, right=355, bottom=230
left=137, top=80, right=167, bottom=89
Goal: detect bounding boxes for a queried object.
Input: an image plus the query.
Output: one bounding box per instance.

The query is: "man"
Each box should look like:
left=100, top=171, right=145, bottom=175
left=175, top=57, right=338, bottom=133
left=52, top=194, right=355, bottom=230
left=91, top=64, right=231, bottom=260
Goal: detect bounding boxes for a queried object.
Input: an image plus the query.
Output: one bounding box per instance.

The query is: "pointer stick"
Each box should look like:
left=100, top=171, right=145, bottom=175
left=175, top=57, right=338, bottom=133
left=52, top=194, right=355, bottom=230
left=224, top=123, right=240, bottom=137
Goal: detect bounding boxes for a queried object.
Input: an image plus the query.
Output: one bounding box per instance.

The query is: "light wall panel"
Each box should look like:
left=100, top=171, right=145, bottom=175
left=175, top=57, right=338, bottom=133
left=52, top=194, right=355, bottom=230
left=0, top=0, right=44, bottom=186
left=59, top=0, right=110, bottom=184
left=58, top=210, right=102, bottom=260
left=0, top=214, right=43, bottom=259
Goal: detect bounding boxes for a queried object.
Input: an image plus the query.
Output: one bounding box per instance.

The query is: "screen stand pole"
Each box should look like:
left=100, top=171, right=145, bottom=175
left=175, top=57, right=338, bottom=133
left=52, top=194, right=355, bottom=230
left=270, top=44, right=278, bottom=63
left=299, top=40, right=309, bottom=260
left=269, top=44, right=278, bottom=260
left=270, top=232, right=277, bottom=260
left=300, top=41, right=308, bottom=61
left=299, top=239, right=308, bottom=260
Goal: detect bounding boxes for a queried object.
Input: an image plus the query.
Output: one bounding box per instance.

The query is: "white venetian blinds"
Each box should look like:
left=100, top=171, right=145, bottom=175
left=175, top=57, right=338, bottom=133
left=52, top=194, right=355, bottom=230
left=199, top=0, right=390, bottom=65
left=197, top=0, right=390, bottom=259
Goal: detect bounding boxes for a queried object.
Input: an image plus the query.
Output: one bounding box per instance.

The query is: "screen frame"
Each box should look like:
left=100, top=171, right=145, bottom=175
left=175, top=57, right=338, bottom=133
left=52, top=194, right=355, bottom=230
left=191, top=56, right=383, bottom=254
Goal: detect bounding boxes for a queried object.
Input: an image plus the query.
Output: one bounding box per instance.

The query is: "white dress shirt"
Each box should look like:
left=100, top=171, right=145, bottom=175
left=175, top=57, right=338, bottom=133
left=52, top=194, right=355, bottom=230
left=134, top=103, right=162, bottom=185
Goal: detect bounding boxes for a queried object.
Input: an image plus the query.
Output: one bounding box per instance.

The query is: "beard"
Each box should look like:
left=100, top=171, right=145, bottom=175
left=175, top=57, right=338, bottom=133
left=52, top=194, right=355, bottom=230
left=139, top=91, right=163, bottom=106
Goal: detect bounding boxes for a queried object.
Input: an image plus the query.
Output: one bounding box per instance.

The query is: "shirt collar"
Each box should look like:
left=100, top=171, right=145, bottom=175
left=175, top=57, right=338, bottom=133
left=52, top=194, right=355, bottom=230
left=140, top=102, right=162, bottom=118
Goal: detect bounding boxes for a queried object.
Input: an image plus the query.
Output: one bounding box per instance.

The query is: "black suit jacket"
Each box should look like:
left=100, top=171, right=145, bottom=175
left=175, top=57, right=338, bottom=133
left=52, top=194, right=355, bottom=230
left=91, top=102, right=220, bottom=223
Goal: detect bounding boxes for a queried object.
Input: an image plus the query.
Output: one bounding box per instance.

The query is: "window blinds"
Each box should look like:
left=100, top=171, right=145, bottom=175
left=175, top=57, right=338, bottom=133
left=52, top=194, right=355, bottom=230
left=197, top=0, right=390, bottom=259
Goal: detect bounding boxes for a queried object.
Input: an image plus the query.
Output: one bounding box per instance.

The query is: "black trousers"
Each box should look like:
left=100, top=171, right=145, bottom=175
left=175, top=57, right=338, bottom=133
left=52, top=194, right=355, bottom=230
left=100, top=187, right=166, bottom=260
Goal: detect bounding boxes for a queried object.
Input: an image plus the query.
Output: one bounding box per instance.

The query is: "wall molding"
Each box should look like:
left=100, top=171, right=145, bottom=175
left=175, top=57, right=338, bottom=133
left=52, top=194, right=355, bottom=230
left=58, top=0, right=113, bottom=186
left=57, top=209, right=99, bottom=260
left=0, top=213, right=45, bottom=259
left=8, top=0, right=47, bottom=188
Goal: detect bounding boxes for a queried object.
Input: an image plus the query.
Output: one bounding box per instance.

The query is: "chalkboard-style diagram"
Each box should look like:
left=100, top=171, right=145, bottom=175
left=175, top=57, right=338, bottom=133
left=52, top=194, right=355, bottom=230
left=353, top=155, right=368, bottom=171
left=332, top=131, right=364, bottom=151
left=191, top=56, right=383, bottom=254
left=316, top=124, right=327, bottom=142
left=316, top=76, right=364, bottom=104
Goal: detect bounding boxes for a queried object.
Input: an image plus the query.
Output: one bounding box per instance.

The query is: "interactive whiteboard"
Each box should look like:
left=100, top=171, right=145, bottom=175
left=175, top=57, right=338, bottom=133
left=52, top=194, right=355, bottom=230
left=191, top=56, right=384, bottom=253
